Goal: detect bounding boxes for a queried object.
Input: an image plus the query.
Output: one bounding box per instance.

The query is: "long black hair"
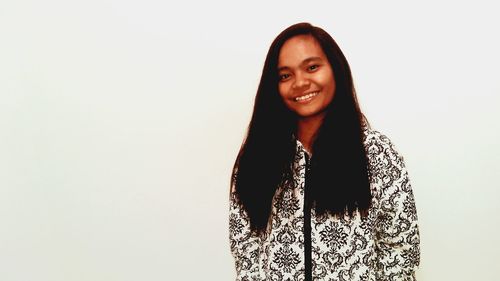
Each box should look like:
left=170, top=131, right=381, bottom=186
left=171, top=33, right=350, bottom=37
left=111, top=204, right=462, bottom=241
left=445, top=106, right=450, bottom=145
left=232, top=22, right=371, bottom=234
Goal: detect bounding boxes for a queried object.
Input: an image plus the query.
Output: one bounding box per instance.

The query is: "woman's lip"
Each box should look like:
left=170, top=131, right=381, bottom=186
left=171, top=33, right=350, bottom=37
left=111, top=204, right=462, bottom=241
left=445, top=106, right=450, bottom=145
left=294, top=91, right=320, bottom=103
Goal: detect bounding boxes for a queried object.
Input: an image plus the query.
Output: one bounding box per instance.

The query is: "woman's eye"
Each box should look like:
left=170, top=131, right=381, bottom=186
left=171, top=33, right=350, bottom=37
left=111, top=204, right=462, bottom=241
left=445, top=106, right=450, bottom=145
left=279, top=73, right=290, bottom=81
left=308, top=65, right=319, bottom=71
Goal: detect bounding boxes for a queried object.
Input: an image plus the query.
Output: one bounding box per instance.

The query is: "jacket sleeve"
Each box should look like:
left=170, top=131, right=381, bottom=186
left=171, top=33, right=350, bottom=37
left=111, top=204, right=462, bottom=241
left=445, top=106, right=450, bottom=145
left=229, top=173, right=264, bottom=281
left=374, top=139, right=420, bottom=281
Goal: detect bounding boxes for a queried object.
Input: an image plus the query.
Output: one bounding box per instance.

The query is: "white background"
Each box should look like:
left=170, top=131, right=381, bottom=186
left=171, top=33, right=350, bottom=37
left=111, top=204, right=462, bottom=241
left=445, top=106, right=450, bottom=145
left=1, top=0, right=499, bottom=280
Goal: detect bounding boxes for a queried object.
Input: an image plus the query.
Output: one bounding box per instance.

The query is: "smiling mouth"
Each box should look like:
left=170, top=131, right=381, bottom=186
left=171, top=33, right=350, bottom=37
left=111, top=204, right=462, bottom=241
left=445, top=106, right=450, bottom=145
left=294, top=91, right=319, bottom=102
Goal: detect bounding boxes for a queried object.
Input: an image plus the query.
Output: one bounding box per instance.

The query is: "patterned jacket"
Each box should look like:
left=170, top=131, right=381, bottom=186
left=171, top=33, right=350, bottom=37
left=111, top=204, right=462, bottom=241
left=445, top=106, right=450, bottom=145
left=229, top=129, right=420, bottom=281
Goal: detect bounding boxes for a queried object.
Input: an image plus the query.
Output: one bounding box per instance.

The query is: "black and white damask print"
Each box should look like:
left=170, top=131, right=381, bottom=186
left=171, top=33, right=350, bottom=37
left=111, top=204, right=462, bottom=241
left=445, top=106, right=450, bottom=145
left=229, top=129, right=420, bottom=281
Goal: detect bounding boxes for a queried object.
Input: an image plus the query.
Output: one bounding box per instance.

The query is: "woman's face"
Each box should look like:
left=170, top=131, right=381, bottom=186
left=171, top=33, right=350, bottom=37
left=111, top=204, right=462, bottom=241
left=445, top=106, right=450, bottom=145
left=277, top=34, right=336, bottom=120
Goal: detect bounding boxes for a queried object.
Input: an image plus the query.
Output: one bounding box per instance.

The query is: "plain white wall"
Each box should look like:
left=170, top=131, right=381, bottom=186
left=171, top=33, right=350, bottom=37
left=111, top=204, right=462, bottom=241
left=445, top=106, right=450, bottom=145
left=1, top=0, right=499, bottom=280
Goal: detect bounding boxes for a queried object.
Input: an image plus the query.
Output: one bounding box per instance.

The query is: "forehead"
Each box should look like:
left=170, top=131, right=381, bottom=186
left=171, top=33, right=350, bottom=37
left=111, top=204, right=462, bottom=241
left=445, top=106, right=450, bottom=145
left=278, top=35, right=326, bottom=66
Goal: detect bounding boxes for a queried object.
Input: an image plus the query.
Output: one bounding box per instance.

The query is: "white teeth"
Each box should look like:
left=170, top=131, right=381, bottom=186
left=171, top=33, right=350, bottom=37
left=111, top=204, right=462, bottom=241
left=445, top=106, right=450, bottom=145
left=295, top=91, right=319, bottom=102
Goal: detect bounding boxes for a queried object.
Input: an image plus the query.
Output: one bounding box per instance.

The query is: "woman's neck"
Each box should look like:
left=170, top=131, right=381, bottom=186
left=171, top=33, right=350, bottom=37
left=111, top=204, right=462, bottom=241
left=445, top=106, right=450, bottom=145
left=297, top=114, right=325, bottom=155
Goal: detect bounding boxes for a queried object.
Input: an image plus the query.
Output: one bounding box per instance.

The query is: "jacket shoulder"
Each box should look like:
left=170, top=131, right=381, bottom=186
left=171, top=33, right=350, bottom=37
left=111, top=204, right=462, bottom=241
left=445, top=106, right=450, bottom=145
left=362, top=127, right=399, bottom=157
left=363, top=127, right=407, bottom=174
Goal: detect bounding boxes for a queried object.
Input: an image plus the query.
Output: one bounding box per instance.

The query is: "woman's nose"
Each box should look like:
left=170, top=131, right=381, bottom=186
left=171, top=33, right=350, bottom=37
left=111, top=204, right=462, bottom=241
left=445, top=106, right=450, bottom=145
left=292, top=73, right=310, bottom=90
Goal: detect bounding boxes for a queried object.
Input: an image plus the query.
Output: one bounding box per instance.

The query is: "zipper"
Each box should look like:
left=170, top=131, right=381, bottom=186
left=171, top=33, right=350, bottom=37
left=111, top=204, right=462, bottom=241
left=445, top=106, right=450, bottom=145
left=303, top=152, right=312, bottom=281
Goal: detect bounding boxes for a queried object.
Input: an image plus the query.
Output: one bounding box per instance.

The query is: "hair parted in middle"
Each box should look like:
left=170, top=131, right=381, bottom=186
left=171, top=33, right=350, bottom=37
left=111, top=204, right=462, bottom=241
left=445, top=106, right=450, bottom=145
left=232, top=22, right=372, bottom=234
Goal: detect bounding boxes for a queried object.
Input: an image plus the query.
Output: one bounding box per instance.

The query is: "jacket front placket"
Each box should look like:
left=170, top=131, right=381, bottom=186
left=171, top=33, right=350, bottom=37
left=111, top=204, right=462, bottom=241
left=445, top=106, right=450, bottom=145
left=303, top=150, right=313, bottom=281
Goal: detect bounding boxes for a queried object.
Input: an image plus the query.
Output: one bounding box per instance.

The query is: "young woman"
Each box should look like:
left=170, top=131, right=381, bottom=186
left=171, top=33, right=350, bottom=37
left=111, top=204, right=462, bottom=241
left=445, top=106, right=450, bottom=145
left=229, top=22, right=420, bottom=281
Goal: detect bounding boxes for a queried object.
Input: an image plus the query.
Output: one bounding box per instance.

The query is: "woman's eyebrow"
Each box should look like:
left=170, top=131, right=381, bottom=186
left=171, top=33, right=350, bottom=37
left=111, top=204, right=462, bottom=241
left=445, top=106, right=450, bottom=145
left=278, top=56, right=323, bottom=71
left=301, top=56, right=322, bottom=65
